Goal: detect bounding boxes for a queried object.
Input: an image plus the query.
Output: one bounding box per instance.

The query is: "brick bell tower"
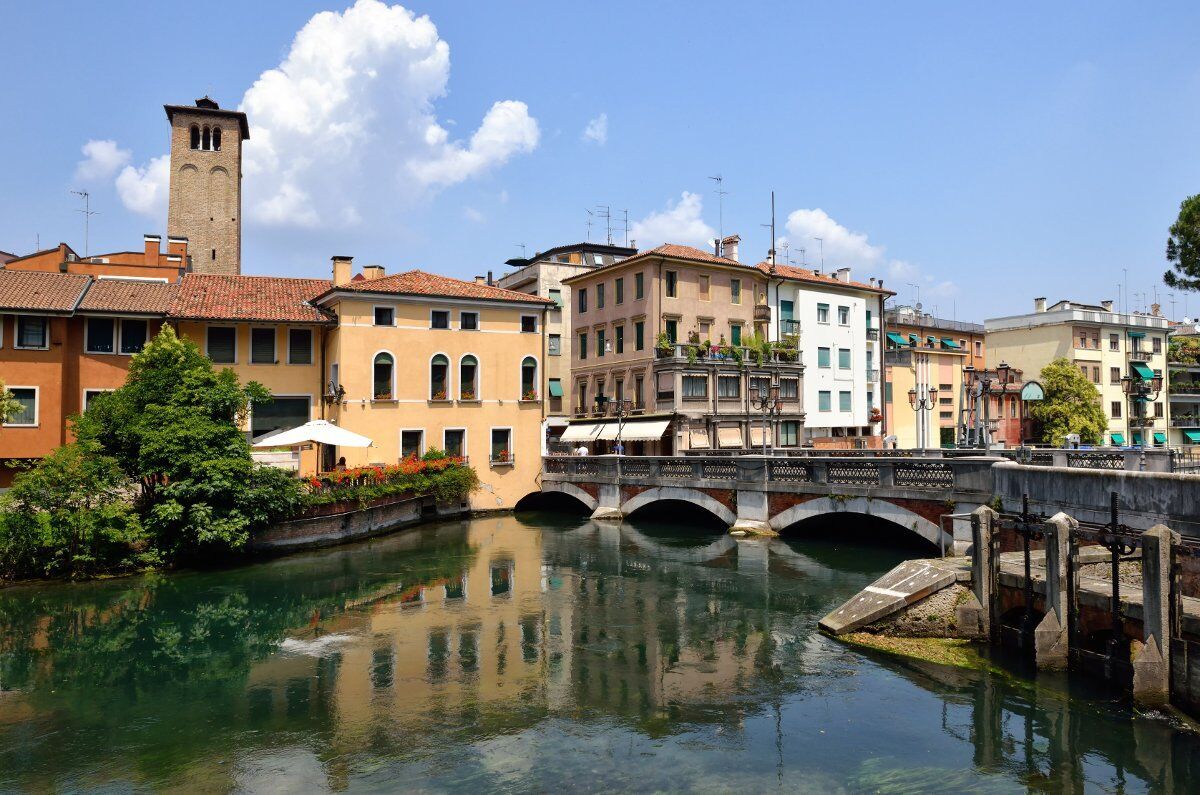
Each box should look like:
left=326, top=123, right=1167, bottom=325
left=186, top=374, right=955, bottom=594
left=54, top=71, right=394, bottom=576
left=164, top=97, right=249, bottom=275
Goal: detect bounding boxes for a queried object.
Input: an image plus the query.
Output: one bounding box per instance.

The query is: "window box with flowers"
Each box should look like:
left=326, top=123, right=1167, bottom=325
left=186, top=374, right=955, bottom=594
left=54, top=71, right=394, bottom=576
left=458, top=389, right=479, bottom=403
left=373, top=388, right=394, bottom=401
left=490, top=449, right=514, bottom=466
left=869, top=407, right=883, bottom=423
left=430, top=390, right=450, bottom=402
left=521, top=390, right=539, bottom=402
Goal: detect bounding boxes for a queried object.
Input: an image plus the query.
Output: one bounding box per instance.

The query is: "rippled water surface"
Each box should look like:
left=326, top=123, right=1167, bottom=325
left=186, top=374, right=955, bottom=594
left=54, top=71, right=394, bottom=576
left=2, top=511, right=1199, bottom=792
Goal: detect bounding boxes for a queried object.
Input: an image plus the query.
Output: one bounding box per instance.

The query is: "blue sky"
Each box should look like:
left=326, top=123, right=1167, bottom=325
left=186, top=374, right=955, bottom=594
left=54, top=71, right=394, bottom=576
left=3, top=1, right=1200, bottom=320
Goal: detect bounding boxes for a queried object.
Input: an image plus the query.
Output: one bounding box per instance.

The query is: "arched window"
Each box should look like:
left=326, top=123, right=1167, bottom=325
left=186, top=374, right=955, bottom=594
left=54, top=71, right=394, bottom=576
left=202, top=126, right=211, bottom=151
left=190, top=125, right=200, bottom=150
left=212, top=126, right=222, bottom=151
left=459, top=355, right=478, bottom=400
left=373, top=352, right=394, bottom=399
left=521, top=356, right=538, bottom=400
left=430, top=354, right=449, bottom=400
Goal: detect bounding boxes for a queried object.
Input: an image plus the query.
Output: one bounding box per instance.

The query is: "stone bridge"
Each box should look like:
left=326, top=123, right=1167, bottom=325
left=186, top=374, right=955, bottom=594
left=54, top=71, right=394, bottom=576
left=540, top=454, right=997, bottom=549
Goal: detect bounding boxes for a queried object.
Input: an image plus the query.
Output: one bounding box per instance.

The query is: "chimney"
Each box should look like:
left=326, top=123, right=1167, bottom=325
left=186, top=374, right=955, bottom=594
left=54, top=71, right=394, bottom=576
left=487, top=270, right=494, bottom=286
left=1101, top=299, right=1114, bottom=312
left=1034, top=297, right=1047, bottom=313
left=167, top=236, right=188, bottom=261
left=1152, top=302, right=1162, bottom=317
left=869, top=277, right=877, bottom=288
left=143, top=234, right=161, bottom=265
left=835, top=267, right=851, bottom=283
left=362, top=264, right=385, bottom=281
left=720, top=234, right=740, bottom=262
left=474, top=275, right=486, bottom=285
left=332, top=255, right=353, bottom=286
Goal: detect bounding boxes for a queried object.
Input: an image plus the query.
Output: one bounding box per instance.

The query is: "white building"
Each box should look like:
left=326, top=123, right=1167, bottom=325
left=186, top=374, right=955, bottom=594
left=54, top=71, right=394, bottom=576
left=757, top=261, right=892, bottom=447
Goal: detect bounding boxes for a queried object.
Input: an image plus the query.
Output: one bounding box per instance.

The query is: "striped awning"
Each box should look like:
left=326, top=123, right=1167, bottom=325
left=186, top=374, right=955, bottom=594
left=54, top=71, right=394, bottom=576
left=595, top=419, right=669, bottom=441
left=560, top=423, right=602, bottom=442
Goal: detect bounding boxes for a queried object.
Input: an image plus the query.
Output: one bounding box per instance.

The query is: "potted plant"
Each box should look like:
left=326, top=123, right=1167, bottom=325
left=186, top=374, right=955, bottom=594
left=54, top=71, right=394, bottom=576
left=432, top=389, right=447, bottom=401
left=656, top=332, right=673, bottom=357
left=494, top=449, right=510, bottom=463
left=869, top=407, right=883, bottom=423
left=374, top=387, right=392, bottom=400
left=461, top=389, right=476, bottom=400
left=523, top=389, right=538, bottom=401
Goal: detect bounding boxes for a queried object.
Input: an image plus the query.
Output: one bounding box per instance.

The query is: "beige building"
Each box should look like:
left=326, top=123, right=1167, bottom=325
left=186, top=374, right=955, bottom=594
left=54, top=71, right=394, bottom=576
left=883, top=340, right=967, bottom=448
left=562, top=243, right=805, bottom=453
left=497, top=242, right=635, bottom=443
left=165, top=97, right=248, bottom=275
left=311, top=259, right=552, bottom=508
left=986, top=298, right=1170, bottom=447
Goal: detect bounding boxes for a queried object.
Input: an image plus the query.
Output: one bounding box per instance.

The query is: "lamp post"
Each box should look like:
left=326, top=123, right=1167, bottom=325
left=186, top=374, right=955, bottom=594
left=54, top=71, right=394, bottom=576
left=963, top=361, right=1015, bottom=449
left=750, top=379, right=782, bottom=457
left=907, top=383, right=939, bottom=449
left=1120, top=371, right=1163, bottom=448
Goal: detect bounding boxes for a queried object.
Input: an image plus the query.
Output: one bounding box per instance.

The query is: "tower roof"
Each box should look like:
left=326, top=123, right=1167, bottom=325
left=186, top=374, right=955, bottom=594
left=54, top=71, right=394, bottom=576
left=164, top=98, right=249, bottom=140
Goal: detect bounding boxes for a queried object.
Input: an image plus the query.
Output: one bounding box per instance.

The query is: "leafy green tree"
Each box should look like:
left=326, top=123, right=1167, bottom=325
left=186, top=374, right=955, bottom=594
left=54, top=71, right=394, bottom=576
left=1164, top=194, right=1200, bottom=291
left=1028, top=358, right=1109, bottom=444
left=73, top=325, right=303, bottom=561
left=0, top=441, right=149, bottom=579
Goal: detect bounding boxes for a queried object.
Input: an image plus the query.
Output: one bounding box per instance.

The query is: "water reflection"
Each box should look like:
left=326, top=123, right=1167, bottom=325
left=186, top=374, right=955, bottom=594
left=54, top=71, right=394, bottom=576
left=0, top=512, right=1197, bottom=791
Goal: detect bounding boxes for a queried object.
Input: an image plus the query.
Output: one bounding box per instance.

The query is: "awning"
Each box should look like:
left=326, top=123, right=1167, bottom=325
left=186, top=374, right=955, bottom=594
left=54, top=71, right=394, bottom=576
left=1185, top=430, right=1200, bottom=444
left=1129, top=331, right=1146, bottom=339
left=545, top=416, right=569, bottom=428
left=688, top=428, right=711, bottom=449
left=750, top=425, right=767, bottom=447
left=941, top=338, right=961, bottom=349
left=1153, top=432, right=1167, bottom=445
left=252, top=420, right=373, bottom=448
left=1132, top=362, right=1156, bottom=381
left=608, top=419, right=670, bottom=441
left=560, top=423, right=602, bottom=442
left=886, top=332, right=909, bottom=346
left=717, top=426, right=743, bottom=449
left=1110, top=432, right=1126, bottom=445
left=548, top=378, right=563, bottom=397
left=926, top=336, right=938, bottom=345
left=1133, top=432, right=1144, bottom=446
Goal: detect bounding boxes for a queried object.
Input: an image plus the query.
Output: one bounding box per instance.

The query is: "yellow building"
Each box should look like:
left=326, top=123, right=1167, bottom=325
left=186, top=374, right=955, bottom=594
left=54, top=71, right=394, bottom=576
left=169, top=273, right=336, bottom=475
left=883, top=338, right=966, bottom=448
left=312, top=259, right=552, bottom=509
left=986, top=298, right=1170, bottom=447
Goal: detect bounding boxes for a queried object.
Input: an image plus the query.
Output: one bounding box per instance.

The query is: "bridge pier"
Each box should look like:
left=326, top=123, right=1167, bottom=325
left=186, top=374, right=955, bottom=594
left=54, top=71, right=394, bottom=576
left=1034, top=513, right=1072, bottom=669
left=1134, top=524, right=1177, bottom=706
left=590, top=483, right=623, bottom=521
left=729, top=488, right=777, bottom=537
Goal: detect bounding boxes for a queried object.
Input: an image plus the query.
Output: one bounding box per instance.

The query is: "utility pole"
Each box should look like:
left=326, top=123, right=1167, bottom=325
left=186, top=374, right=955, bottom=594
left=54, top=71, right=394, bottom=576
left=71, top=190, right=98, bottom=257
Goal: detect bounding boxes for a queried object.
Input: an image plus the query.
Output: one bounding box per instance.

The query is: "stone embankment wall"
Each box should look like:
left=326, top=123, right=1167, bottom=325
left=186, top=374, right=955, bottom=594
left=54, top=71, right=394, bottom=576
left=251, top=494, right=471, bottom=553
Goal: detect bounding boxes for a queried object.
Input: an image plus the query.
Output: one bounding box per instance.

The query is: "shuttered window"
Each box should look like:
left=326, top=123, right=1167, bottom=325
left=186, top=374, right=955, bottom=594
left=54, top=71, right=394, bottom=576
left=207, top=327, right=236, bottom=364
left=251, top=328, right=276, bottom=364
left=288, top=328, right=312, bottom=365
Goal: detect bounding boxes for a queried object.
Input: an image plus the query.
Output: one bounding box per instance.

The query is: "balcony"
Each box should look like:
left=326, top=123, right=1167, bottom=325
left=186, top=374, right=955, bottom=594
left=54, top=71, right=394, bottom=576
left=779, top=318, right=801, bottom=336
left=754, top=304, right=772, bottom=323
left=1128, top=348, right=1153, bottom=363
left=654, top=343, right=802, bottom=366
left=1172, top=417, right=1200, bottom=427
left=1169, top=382, right=1200, bottom=395
left=865, top=368, right=880, bottom=382
left=866, top=328, right=879, bottom=341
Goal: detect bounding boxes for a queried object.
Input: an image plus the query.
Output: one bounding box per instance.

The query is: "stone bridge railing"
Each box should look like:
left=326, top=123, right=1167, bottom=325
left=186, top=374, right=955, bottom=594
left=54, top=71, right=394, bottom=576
left=678, top=447, right=1177, bottom=473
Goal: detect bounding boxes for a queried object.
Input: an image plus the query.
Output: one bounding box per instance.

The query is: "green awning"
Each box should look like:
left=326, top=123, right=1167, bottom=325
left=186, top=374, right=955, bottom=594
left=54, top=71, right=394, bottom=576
left=1110, top=432, right=1126, bottom=445
left=1133, top=432, right=1144, bottom=446
left=941, top=338, right=961, bottom=349
left=548, top=378, right=563, bottom=397
left=1129, top=331, right=1146, bottom=339
left=1185, top=430, right=1200, bottom=443
left=909, top=334, right=919, bottom=344
left=1132, top=362, right=1156, bottom=380
left=926, top=336, right=938, bottom=345
left=886, top=332, right=909, bottom=346
left=1153, top=432, right=1167, bottom=444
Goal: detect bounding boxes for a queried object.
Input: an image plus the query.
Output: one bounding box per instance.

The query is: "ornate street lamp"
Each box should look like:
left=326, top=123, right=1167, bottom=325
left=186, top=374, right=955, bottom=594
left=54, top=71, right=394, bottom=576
left=907, top=383, right=939, bottom=449
left=750, top=380, right=782, bottom=456
left=963, top=361, right=1016, bottom=449
left=1120, top=372, right=1163, bottom=447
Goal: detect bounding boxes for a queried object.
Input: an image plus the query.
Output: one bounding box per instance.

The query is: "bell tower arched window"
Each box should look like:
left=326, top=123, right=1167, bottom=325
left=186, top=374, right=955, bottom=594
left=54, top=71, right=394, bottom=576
left=202, top=126, right=211, bottom=151
left=190, top=125, right=200, bottom=150
left=212, top=126, right=222, bottom=151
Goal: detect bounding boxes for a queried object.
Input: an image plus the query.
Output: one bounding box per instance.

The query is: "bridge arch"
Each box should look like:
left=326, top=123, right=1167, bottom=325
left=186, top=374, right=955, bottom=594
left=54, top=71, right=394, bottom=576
left=770, top=496, right=947, bottom=548
left=524, top=482, right=597, bottom=512
left=621, top=486, right=736, bottom=527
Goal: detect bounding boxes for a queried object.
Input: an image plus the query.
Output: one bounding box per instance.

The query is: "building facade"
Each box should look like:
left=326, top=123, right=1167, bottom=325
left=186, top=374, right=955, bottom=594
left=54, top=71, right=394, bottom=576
left=986, top=298, right=1170, bottom=447
left=165, top=97, right=249, bottom=276
left=883, top=339, right=967, bottom=448
left=562, top=244, right=805, bottom=453
left=311, top=261, right=551, bottom=508
left=1167, top=323, right=1200, bottom=447
left=497, top=242, right=635, bottom=440
left=761, top=262, right=891, bottom=448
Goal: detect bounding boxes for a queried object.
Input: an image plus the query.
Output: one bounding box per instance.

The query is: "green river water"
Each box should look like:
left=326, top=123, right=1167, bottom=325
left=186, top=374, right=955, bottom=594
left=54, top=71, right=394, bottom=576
left=1, top=510, right=1198, bottom=792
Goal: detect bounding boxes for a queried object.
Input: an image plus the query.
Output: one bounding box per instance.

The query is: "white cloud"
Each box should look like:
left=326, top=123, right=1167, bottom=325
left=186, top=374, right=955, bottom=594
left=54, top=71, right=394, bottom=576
left=100, top=0, right=539, bottom=228
left=75, top=140, right=131, bottom=181
left=115, top=155, right=169, bottom=219
left=782, top=207, right=955, bottom=299
left=630, top=191, right=716, bottom=249
left=463, top=205, right=484, bottom=223
left=582, top=112, right=607, bottom=145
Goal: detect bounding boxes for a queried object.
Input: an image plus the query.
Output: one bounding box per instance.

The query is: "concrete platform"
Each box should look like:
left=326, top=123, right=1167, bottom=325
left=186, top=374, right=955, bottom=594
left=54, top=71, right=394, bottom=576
left=819, top=558, right=964, bottom=635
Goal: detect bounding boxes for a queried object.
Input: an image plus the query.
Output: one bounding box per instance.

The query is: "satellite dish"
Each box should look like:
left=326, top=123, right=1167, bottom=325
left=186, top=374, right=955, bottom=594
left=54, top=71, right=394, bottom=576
left=914, top=302, right=923, bottom=313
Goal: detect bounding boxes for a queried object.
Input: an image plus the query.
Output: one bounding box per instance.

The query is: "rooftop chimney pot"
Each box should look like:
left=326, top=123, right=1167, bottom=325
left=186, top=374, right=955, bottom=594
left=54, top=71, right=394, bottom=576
left=332, top=255, right=353, bottom=286
left=1034, top=297, right=1047, bottom=313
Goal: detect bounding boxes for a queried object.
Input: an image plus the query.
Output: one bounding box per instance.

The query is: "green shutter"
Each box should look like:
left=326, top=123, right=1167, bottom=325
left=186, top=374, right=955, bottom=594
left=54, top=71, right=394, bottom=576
left=548, top=378, right=563, bottom=397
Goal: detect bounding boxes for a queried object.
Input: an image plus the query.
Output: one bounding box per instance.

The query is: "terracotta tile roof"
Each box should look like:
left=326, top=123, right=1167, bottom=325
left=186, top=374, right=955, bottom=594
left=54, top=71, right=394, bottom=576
left=0, top=270, right=90, bottom=312
left=324, top=269, right=552, bottom=304
left=754, top=261, right=894, bottom=295
left=79, top=279, right=177, bottom=315
left=169, top=274, right=334, bottom=323
left=619, top=243, right=747, bottom=269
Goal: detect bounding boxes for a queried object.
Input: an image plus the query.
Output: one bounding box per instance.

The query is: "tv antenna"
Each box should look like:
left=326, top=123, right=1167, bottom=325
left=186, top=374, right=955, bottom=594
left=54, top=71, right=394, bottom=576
left=585, top=208, right=594, bottom=242
left=71, top=190, right=98, bottom=257
left=799, top=247, right=806, bottom=267
left=515, top=243, right=527, bottom=259
left=708, top=174, right=727, bottom=245
left=621, top=209, right=630, bottom=248
left=595, top=205, right=612, bottom=245
left=812, top=236, right=824, bottom=272
left=759, top=190, right=777, bottom=266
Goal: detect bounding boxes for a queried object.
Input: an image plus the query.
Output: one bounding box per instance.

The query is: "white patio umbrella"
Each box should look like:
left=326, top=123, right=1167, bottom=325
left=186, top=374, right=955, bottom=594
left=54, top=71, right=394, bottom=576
left=253, top=420, right=373, bottom=472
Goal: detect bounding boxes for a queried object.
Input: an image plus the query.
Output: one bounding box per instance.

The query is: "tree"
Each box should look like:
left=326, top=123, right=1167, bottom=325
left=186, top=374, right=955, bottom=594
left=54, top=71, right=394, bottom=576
left=72, top=325, right=303, bottom=561
left=1164, top=194, right=1200, bottom=291
left=1028, top=358, right=1109, bottom=445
